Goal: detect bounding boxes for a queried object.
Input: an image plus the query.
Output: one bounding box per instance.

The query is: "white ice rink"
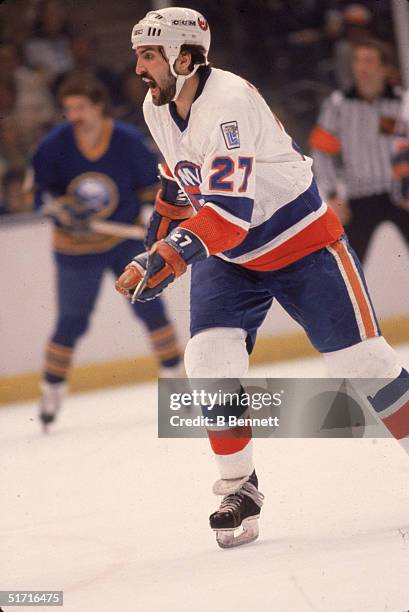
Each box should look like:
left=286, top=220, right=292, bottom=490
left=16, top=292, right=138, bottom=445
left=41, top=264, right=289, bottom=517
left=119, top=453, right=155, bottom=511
left=1, top=346, right=409, bottom=612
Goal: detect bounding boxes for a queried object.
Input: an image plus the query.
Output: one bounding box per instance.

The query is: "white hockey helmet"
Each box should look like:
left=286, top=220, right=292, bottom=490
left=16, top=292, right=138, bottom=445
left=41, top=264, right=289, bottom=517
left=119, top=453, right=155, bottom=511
left=131, top=7, right=211, bottom=79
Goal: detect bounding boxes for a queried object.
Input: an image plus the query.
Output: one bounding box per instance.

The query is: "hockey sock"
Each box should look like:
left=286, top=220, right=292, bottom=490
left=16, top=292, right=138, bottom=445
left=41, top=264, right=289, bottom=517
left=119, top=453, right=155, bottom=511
left=44, top=341, right=73, bottom=383
left=365, top=368, right=409, bottom=452
left=147, top=323, right=182, bottom=368
left=194, top=379, right=254, bottom=479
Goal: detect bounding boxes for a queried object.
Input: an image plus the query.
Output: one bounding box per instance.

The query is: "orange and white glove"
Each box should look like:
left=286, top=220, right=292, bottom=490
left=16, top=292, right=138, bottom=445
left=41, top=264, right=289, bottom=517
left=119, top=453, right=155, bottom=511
left=116, top=227, right=207, bottom=302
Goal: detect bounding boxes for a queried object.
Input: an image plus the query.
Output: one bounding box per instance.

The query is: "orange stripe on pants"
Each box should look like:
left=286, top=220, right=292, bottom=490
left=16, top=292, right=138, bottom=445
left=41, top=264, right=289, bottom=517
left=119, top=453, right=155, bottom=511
left=332, top=240, right=377, bottom=339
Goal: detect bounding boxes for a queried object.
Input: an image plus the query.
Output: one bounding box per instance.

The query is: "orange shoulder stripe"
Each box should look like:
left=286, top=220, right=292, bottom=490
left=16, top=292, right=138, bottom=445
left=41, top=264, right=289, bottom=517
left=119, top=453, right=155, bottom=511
left=309, top=126, right=341, bottom=155
left=392, top=161, right=409, bottom=179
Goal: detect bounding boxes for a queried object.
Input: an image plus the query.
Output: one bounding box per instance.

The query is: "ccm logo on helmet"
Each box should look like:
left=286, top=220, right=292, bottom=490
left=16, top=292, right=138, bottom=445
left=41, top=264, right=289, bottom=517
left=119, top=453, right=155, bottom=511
left=198, top=17, right=208, bottom=31
left=172, top=19, right=196, bottom=26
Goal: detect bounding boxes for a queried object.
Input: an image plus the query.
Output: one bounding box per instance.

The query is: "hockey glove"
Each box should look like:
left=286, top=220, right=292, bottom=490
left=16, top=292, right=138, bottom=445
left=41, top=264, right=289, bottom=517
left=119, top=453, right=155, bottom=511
left=115, top=227, right=207, bottom=302
left=145, top=164, right=193, bottom=249
left=42, top=195, right=91, bottom=234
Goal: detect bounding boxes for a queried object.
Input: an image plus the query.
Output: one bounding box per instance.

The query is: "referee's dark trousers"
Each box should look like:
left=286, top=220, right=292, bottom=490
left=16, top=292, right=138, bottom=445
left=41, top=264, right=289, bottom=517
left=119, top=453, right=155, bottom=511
left=345, top=193, right=409, bottom=263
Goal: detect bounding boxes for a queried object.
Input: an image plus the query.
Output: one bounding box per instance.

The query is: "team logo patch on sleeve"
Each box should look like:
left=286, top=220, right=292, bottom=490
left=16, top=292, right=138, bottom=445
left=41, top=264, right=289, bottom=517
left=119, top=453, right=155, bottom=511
left=221, top=121, right=240, bottom=150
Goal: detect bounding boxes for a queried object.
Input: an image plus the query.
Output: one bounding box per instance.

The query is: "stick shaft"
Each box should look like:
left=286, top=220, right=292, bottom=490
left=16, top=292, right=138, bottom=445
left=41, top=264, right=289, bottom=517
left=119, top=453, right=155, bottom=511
left=89, top=219, right=146, bottom=241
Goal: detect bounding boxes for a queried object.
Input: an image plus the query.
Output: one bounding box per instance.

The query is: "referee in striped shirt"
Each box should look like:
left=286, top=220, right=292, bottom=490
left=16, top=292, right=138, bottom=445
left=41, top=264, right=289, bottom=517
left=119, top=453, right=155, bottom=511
left=310, top=38, right=409, bottom=263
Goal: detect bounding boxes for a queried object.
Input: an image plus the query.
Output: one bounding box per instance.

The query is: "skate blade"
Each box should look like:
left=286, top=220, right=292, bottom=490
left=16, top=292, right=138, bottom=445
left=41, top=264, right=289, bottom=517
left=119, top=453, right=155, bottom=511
left=39, top=413, right=56, bottom=432
left=214, top=515, right=260, bottom=549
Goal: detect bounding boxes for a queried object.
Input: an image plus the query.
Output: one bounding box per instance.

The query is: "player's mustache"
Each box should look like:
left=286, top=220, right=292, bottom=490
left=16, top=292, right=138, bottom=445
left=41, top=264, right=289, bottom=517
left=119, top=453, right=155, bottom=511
left=140, top=72, right=157, bottom=86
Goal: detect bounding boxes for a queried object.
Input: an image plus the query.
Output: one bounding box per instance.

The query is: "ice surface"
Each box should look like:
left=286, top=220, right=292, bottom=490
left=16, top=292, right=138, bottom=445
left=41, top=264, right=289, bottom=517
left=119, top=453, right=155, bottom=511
left=1, top=346, right=409, bottom=612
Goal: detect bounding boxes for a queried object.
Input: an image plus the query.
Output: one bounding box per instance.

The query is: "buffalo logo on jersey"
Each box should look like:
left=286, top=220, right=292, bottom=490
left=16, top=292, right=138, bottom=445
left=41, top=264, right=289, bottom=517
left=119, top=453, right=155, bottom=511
left=174, top=161, right=204, bottom=210
left=221, top=121, right=240, bottom=150
left=67, top=172, right=119, bottom=220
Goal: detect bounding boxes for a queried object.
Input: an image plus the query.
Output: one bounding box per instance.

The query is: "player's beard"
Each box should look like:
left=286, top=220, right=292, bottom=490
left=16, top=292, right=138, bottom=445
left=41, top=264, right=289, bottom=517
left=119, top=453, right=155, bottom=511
left=151, top=73, right=176, bottom=106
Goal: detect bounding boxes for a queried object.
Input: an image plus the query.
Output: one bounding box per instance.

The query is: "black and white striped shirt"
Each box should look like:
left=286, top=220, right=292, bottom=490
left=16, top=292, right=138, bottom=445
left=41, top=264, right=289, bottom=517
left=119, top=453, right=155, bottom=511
left=310, top=86, right=402, bottom=200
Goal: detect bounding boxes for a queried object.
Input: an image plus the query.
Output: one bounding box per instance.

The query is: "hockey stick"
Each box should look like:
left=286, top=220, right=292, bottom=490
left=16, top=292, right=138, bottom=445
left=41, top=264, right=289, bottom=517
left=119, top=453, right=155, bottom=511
left=88, top=219, right=146, bottom=241
left=131, top=247, right=157, bottom=304
left=42, top=198, right=146, bottom=241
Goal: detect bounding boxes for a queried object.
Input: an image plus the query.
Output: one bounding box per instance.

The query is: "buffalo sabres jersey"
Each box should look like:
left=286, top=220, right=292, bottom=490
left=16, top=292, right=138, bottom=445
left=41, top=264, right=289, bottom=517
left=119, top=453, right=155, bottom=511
left=143, top=66, right=342, bottom=270
left=32, top=120, right=158, bottom=255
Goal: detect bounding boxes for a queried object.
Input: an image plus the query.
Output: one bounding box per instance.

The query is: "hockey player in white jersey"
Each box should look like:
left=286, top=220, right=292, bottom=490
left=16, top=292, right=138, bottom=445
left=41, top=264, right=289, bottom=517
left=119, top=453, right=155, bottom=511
left=116, top=8, right=409, bottom=548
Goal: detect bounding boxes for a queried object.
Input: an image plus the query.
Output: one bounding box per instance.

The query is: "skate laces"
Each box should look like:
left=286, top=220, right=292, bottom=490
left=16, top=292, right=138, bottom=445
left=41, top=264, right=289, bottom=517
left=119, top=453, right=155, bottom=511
left=219, top=481, right=264, bottom=513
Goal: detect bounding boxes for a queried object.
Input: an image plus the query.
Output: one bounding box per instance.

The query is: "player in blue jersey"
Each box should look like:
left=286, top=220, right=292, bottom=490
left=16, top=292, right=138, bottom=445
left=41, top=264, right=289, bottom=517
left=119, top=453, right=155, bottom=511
left=32, top=75, right=184, bottom=428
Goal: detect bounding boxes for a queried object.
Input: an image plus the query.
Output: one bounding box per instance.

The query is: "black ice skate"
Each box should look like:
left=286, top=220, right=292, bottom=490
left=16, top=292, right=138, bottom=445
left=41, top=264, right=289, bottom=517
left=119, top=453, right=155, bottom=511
left=38, top=381, right=66, bottom=431
left=209, top=470, right=264, bottom=548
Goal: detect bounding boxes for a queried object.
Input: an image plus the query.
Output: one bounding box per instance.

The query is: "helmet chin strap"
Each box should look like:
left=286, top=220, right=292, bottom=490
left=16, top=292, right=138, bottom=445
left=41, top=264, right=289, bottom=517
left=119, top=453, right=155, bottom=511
left=168, top=55, right=201, bottom=102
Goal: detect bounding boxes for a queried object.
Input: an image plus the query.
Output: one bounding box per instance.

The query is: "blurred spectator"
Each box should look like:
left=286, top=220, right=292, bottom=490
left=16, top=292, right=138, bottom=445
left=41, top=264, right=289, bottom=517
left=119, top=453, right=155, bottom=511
left=0, top=0, right=34, bottom=51
left=0, top=76, right=16, bottom=118
left=0, top=113, right=25, bottom=171
left=1, top=168, right=31, bottom=215
left=115, top=65, right=146, bottom=130
left=229, top=0, right=336, bottom=85
left=24, top=0, right=74, bottom=83
left=333, top=3, right=373, bottom=90
left=0, top=115, right=27, bottom=215
left=0, top=41, right=56, bottom=153
left=330, top=0, right=394, bottom=43
left=284, top=0, right=333, bottom=81
left=310, top=39, right=408, bottom=264
left=52, top=32, right=122, bottom=107
left=0, top=39, right=55, bottom=215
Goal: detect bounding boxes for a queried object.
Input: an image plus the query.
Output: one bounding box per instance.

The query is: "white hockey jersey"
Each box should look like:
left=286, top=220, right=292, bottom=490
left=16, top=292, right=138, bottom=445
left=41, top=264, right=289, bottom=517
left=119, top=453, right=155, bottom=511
left=143, top=67, right=342, bottom=271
